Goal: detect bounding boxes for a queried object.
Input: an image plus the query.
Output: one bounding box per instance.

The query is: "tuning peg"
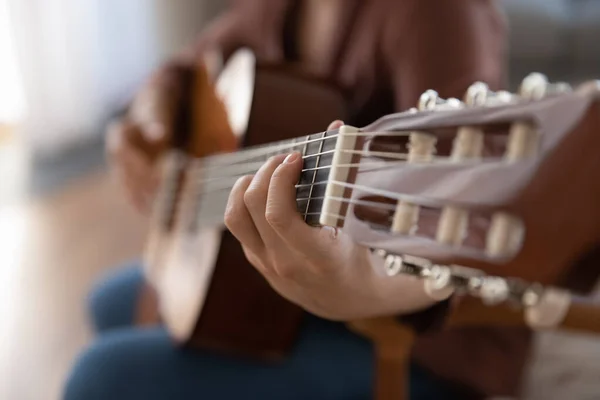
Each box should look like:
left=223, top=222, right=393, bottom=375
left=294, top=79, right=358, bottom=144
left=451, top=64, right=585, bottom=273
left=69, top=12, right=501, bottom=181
left=520, top=73, right=549, bottom=99
left=383, top=253, right=404, bottom=277
left=524, top=288, right=572, bottom=329
left=418, top=90, right=443, bottom=110
left=423, top=265, right=455, bottom=301
left=441, top=97, right=464, bottom=109
left=519, top=72, right=572, bottom=100
left=469, top=276, right=510, bottom=306
left=418, top=89, right=465, bottom=111
left=463, top=82, right=517, bottom=107
left=464, top=81, right=490, bottom=106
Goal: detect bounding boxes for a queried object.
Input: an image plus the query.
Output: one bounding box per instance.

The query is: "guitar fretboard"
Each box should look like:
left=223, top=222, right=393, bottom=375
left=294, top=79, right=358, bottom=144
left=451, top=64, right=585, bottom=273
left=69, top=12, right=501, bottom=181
left=295, top=130, right=338, bottom=225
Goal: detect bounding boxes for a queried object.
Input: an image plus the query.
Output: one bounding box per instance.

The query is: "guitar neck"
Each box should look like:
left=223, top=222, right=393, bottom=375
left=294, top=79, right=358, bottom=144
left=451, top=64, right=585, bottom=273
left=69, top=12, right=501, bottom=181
left=155, top=128, right=341, bottom=232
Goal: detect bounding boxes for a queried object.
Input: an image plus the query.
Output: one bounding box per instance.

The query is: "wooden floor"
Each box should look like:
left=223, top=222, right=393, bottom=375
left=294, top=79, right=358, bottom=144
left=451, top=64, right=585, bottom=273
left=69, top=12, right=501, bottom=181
left=0, top=170, right=148, bottom=400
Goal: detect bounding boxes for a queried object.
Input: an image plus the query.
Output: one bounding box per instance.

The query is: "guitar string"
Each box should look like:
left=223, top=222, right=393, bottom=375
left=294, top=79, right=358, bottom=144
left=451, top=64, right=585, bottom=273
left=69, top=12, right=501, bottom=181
left=185, top=152, right=495, bottom=201
left=154, top=149, right=498, bottom=220
left=193, top=191, right=491, bottom=237
left=183, top=130, right=418, bottom=171
left=191, top=192, right=427, bottom=228
left=193, top=211, right=357, bottom=229
left=189, top=130, right=337, bottom=168
left=189, top=150, right=478, bottom=185
left=154, top=128, right=491, bottom=224
left=189, top=173, right=482, bottom=229
left=175, top=92, right=477, bottom=169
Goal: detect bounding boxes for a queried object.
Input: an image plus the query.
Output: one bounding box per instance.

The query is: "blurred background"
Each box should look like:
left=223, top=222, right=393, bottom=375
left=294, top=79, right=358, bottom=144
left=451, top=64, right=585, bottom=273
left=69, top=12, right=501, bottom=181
left=0, top=1, right=599, bottom=399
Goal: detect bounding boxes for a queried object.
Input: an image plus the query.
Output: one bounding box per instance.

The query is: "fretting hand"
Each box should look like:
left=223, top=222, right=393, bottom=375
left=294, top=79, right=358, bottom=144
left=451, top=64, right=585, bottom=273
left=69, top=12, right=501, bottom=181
left=224, top=121, right=438, bottom=321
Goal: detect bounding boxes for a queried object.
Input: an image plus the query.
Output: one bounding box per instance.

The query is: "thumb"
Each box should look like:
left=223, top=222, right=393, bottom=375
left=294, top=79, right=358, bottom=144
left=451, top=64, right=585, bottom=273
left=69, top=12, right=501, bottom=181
left=131, top=63, right=190, bottom=144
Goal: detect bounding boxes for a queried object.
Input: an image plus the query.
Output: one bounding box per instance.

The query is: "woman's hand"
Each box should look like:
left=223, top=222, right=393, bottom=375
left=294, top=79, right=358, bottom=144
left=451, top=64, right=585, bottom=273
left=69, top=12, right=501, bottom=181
left=106, top=64, right=187, bottom=214
left=224, top=122, right=437, bottom=321
left=106, top=0, right=287, bottom=214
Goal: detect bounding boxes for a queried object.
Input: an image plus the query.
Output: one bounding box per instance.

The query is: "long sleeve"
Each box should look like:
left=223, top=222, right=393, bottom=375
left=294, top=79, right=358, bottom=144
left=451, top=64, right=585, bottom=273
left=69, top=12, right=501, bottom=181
left=135, top=0, right=292, bottom=129
left=152, top=0, right=293, bottom=86
left=189, top=0, right=293, bottom=66
left=383, top=0, right=507, bottom=111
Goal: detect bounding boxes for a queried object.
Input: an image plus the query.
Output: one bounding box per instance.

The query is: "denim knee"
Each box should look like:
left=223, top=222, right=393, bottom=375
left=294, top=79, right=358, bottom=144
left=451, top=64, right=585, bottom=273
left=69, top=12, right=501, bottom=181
left=88, top=262, right=145, bottom=333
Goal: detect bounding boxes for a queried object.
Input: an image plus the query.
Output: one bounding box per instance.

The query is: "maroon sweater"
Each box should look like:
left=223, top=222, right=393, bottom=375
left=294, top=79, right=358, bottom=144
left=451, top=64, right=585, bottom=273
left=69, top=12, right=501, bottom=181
left=183, top=0, right=531, bottom=397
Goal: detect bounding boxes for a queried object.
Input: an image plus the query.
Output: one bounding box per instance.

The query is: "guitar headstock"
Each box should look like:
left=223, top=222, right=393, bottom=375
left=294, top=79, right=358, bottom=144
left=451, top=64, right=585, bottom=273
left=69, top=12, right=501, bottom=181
left=322, top=74, right=600, bottom=293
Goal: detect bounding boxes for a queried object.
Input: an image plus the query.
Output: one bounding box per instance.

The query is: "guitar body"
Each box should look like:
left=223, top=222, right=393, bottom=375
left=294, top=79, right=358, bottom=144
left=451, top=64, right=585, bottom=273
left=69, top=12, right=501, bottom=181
left=153, top=49, right=348, bottom=359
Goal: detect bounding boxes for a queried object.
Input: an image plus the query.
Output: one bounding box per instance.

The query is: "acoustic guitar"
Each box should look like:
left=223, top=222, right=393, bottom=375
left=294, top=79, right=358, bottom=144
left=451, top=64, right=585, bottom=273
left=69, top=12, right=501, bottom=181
left=140, top=48, right=600, bottom=399
left=142, top=49, right=348, bottom=359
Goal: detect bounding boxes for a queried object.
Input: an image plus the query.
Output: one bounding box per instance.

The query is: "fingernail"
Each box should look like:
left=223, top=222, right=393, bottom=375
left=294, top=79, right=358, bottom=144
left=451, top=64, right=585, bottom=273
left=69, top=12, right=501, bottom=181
left=284, top=152, right=300, bottom=164
left=328, top=120, right=345, bottom=130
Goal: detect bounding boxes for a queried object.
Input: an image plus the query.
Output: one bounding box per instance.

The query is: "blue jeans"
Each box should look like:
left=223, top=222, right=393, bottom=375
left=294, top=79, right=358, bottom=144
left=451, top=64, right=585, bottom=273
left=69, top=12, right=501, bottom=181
left=63, top=263, right=462, bottom=400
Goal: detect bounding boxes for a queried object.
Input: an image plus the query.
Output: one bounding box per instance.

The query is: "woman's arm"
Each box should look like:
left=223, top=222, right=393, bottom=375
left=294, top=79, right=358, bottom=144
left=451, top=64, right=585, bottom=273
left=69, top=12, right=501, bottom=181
left=223, top=120, right=441, bottom=321
left=384, top=0, right=507, bottom=110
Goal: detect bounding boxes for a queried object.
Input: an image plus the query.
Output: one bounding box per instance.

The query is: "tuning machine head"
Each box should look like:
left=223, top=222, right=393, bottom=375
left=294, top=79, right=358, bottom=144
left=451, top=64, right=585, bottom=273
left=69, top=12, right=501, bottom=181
left=418, top=90, right=442, bottom=111
left=464, top=81, right=490, bottom=106
left=520, top=72, right=571, bottom=100
left=418, top=90, right=463, bottom=111
left=463, top=81, right=516, bottom=107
